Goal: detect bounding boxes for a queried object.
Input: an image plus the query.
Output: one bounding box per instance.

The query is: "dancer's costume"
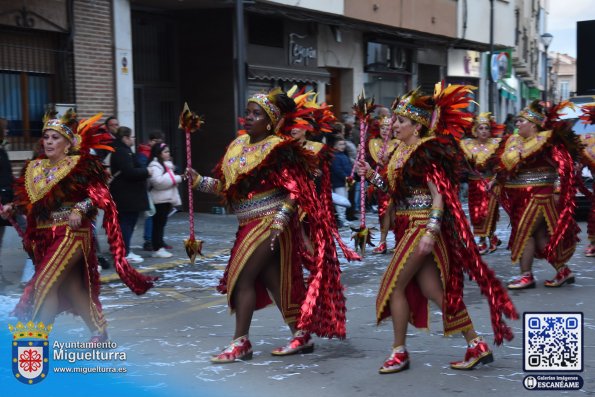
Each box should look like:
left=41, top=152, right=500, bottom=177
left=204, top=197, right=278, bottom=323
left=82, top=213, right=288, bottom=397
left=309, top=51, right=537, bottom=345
left=193, top=92, right=346, bottom=338
left=494, top=102, right=580, bottom=269
left=11, top=114, right=156, bottom=329
left=367, top=118, right=399, bottom=224
left=367, top=87, right=517, bottom=344
left=459, top=113, right=503, bottom=240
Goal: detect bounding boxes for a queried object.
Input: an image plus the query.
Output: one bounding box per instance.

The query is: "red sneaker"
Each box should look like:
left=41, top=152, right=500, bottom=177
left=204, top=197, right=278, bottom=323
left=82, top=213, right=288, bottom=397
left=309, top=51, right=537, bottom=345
left=379, top=346, right=410, bottom=374
left=373, top=242, right=387, bottom=254
left=210, top=335, right=253, bottom=363
left=450, top=337, right=493, bottom=370
left=507, top=272, right=536, bottom=289
left=544, top=266, right=575, bottom=288
left=477, top=241, right=489, bottom=255
left=585, top=245, right=595, bottom=257
left=271, top=330, right=314, bottom=356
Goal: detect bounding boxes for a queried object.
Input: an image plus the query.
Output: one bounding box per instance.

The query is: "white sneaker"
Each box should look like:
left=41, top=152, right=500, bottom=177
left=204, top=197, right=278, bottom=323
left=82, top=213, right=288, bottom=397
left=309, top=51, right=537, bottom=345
left=152, top=248, right=173, bottom=258
left=126, top=253, right=144, bottom=263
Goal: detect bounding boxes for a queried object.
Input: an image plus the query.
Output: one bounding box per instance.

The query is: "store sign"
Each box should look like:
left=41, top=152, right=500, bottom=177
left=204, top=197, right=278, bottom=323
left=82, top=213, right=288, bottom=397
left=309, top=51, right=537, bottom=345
left=288, top=33, right=317, bottom=66
left=490, top=51, right=511, bottom=82
left=447, top=49, right=480, bottom=78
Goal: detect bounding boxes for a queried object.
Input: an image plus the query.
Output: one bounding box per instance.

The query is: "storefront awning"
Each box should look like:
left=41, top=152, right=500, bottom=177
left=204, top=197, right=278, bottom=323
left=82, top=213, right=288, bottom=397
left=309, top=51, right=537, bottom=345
left=248, top=64, right=330, bottom=84
left=498, top=80, right=517, bottom=101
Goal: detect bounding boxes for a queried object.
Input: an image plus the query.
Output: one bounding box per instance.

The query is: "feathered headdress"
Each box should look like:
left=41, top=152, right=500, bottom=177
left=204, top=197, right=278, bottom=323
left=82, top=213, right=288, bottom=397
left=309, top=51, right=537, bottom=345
left=368, top=114, right=392, bottom=139
left=472, top=112, right=505, bottom=137
left=42, top=108, right=81, bottom=150
left=42, top=109, right=114, bottom=155
left=247, top=87, right=284, bottom=127
left=579, top=104, right=595, bottom=125
left=518, top=100, right=547, bottom=128
left=281, top=85, right=336, bottom=137
left=392, top=89, right=433, bottom=127
left=430, top=82, right=475, bottom=140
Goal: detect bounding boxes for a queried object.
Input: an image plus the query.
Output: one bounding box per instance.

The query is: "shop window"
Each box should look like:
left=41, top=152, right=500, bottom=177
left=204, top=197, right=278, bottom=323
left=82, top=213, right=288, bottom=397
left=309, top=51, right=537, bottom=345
left=365, top=41, right=412, bottom=74
left=248, top=14, right=284, bottom=48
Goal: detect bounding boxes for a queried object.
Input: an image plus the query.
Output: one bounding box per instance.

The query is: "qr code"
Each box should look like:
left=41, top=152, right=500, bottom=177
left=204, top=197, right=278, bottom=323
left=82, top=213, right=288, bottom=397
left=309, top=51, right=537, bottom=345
left=524, top=312, right=582, bottom=371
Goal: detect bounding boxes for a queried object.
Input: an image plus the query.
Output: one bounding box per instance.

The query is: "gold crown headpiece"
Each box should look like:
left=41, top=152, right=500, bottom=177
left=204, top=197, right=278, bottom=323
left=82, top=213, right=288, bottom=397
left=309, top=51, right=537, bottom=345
left=472, top=112, right=494, bottom=135
left=42, top=108, right=81, bottom=151
left=393, top=90, right=433, bottom=127
left=248, top=88, right=283, bottom=126
left=9, top=321, right=53, bottom=340
left=519, top=100, right=546, bottom=127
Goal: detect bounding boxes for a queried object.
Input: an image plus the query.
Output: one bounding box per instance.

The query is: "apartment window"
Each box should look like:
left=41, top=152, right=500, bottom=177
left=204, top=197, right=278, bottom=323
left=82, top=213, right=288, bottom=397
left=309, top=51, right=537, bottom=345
left=559, top=81, right=569, bottom=100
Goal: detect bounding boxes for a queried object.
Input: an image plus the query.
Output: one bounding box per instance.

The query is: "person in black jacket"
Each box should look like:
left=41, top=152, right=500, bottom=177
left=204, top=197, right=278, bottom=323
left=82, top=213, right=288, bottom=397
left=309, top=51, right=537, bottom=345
left=109, top=126, right=152, bottom=263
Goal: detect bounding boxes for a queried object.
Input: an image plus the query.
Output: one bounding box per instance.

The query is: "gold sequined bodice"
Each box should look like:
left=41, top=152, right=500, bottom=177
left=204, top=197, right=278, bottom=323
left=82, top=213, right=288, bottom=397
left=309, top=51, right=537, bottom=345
left=369, top=137, right=399, bottom=164
left=460, top=137, right=501, bottom=167
left=387, top=137, right=433, bottom=192
left=221, top=134, right=283, bottom=190
left=25, top=156, right=80, bottom=204
left=501, top=130, right=552, bottom=171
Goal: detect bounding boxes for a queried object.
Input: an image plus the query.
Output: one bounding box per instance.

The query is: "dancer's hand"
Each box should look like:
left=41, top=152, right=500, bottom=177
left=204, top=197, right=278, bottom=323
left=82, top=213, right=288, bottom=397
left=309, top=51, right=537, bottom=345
left=417, top=234, right=435, bottom=256
left=69, top=210, right=82, bottom=230
left=185, top=168, right=200, bottom=181
left=356, top=159, right=371, bottom=177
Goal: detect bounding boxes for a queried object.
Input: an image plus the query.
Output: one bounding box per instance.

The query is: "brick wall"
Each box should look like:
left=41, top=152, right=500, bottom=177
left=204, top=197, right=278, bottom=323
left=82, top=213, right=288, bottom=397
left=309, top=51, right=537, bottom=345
left=73, top=0, right=115, bottom=119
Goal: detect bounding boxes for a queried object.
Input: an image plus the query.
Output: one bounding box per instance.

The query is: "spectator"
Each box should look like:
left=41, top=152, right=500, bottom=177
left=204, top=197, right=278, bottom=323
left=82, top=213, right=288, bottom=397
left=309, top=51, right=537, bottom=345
left=329, top=135, right=352, bottom=228
left=109, top=126, right=152, bottom=264
left=137, top=130, right=165, bottom=251
left=147, top=143, right=183, bottom=258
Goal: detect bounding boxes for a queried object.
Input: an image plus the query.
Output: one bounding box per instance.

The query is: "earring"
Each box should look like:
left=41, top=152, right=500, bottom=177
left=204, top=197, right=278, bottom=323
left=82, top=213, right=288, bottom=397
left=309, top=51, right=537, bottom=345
left=413, top=130, right=419, bottom=137
left=64, top=147, right=69, bottom=154
left=266, top=124, right=271, bottom=131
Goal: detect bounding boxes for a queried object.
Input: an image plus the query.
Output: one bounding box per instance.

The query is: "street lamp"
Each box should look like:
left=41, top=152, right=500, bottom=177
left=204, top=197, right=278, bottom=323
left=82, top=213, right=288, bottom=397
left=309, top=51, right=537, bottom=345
left=541, top=32, right=553, bottom=102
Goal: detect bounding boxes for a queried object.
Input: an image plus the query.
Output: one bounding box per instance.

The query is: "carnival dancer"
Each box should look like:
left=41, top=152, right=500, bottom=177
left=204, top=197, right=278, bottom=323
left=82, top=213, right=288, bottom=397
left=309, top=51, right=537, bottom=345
left=188, top=88, right=346, bottom=363
left=494, top=100, right=580, bottom=289
left=459, top=113, right=503, bottom=254
left=357, top=85, right=517, bottom=374
left=286, top=89, right=359, bottom=263
left=578, top=104, right=595, bottom=256
left=0, top=112, right=156, bottom=342
left=367, top=114, right=399, bottom=254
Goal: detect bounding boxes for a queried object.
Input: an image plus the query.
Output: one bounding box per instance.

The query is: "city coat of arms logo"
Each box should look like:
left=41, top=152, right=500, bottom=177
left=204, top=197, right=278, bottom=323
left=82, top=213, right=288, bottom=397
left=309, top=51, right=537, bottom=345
left=9, top=321, right=52, bottom=384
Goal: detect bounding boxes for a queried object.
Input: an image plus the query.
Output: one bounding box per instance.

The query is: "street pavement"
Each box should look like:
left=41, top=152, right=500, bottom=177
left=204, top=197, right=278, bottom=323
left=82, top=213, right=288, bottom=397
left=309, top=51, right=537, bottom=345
left=0, top=208, right=594, bottom=396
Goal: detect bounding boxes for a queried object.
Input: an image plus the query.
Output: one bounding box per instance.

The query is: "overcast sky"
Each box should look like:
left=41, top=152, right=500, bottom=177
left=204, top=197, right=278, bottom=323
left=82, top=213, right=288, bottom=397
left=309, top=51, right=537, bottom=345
left=547, top=0, right=595, bottom=57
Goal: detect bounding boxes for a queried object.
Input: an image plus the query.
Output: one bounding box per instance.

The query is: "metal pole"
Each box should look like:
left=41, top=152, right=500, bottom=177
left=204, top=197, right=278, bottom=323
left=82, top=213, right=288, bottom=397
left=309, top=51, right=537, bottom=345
left=235, top=0, right=246, bottom=125
left=543, top=45, right=549, bottom=103
left=488, top=0, right=494, bottom=114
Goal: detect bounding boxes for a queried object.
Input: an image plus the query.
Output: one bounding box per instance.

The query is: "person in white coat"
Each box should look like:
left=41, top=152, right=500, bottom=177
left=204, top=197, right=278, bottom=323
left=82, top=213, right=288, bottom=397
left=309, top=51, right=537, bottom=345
left=147, top=143, right=183, bottom=258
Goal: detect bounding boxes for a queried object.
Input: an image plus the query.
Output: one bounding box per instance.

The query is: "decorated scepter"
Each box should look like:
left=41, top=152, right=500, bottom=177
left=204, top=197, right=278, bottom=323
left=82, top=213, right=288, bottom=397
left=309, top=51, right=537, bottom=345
left=179, top=102, right=204, bottom=264
left=350, top=91, right=377, bottom=254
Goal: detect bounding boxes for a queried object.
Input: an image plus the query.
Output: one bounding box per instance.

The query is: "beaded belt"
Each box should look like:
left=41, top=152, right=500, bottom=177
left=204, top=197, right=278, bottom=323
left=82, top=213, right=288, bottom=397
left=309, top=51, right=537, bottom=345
left=36, top=207, right=73, bottom=228
left=505, top=167, right=557, bottom=187
left=232, top=189, right=287, bottom=225
left=395, top=190, right=433, bottom=211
